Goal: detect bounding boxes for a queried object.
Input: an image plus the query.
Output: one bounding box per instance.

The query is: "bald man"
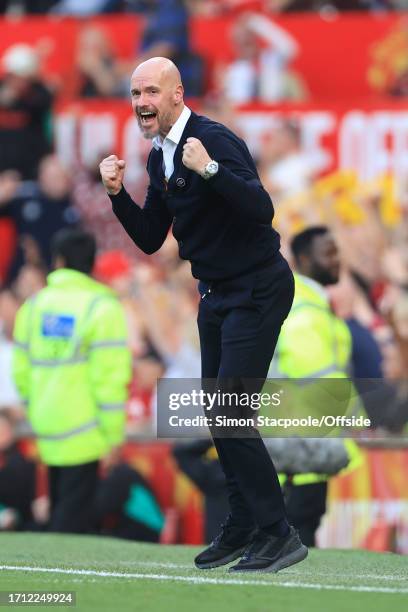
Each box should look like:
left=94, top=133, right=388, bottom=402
left=100, top=57, right=307, bottom=573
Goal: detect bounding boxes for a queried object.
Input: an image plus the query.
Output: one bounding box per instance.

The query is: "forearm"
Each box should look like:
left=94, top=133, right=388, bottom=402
left=109, top=186, right=171, bottom=255
left=248, top=14, right=298, bottom=59
left=209, top=164, right=274, bottom=225
left=188, top=130, right=274, bottom=224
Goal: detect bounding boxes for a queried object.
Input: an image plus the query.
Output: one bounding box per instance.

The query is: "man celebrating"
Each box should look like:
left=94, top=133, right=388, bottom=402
left=100, top=57, right=307, bottom=572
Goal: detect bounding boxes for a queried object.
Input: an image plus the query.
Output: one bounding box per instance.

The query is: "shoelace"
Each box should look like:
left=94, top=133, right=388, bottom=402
left=210, top=520, right=234, bottom=548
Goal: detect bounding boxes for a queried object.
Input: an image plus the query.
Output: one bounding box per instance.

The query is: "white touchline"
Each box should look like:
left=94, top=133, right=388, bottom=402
left=0, top=565, right=407, bottom=594
left=117, top=560, right=408, bottom=583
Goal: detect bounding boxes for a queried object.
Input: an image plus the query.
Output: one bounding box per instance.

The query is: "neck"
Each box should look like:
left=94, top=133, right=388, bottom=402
left=159, top=103, right=185, bottom=139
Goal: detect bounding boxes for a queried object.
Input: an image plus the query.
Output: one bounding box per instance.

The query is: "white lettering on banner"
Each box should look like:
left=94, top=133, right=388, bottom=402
left=339, top=111, right=408, bottom=180
left=55, top=114, right=77, bottom=167
left=368, top=113, right=394, bottom=179
left=80, top=114, right=116, bottom=165
left=54, top=106, right=408, bottom=183
left=339, top=112, right=366, bottom=178
left=393, top=115, right=408, bottom=180
left=234, top=113, right=282, bottom=155
left=300, top=112, right=335, bottom=175
left=236, top=112, right=335, bottom=176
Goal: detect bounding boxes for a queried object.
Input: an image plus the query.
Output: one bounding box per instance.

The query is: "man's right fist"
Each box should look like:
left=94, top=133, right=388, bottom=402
left=99, top=154, right=126, bottom=195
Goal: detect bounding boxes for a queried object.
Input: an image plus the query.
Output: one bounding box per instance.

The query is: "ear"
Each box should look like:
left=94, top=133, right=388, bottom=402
left=174, top=83, right=184, bottom=105
left=53, top=255, right=65, bottom=270
left=296, top=253, right=309, bottom=274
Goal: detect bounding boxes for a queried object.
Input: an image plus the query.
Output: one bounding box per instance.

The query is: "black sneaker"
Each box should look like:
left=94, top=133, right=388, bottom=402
left=194, top=518, right=256, bottom=570
left=228, top=526, right=308, bottom=573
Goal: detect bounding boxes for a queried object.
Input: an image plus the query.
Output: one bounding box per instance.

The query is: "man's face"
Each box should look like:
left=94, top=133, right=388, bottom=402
left=307, top=233, right=341, bottom=286
left=130, top=68, right=180, bottom=140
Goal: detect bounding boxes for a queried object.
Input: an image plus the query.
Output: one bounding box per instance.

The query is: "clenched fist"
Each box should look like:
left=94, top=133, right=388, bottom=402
left=182, top=137, right=212, bottom=176
left=99, top=155, right=126, bottom=195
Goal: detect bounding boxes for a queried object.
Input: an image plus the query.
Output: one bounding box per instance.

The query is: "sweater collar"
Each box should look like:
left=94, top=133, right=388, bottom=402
left=152, top=105, right=192, bottom=150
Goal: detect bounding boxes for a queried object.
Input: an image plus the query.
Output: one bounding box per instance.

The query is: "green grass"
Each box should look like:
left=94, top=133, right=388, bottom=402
left=0, top=533, right=407, bottom=612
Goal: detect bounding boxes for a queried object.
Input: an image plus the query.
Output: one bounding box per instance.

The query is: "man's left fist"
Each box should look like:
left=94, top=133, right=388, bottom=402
left=182, top=137, right=212, bottom=176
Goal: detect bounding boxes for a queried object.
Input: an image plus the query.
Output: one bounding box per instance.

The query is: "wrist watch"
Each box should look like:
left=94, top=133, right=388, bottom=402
left=202, top=160, right=219, bottom=180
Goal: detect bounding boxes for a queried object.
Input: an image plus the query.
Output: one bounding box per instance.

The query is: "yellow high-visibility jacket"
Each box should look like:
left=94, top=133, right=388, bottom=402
left=13, top=269, right=132, bottom=466
left=267, top=273, right=363, bottom=484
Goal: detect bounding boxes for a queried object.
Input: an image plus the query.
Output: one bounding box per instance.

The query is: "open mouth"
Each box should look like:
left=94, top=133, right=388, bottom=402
left=138, top=110, right=157, bottom=126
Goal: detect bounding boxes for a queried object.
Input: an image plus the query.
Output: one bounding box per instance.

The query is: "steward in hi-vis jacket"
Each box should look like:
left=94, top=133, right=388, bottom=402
left=13, top=229, right=131, bottom=533
left=267, top=228, right=363, bottom=546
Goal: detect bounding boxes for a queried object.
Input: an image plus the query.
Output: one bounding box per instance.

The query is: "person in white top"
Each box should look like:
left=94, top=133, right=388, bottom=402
left=223, top=13, right=308, bottom=104
left=259, top=120, right=316, bottom=201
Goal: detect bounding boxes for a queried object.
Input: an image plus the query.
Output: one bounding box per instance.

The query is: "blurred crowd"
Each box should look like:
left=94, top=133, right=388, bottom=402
left=1, top=1, right=408, bottom=17
left=2, top=3, right=408, bottom=109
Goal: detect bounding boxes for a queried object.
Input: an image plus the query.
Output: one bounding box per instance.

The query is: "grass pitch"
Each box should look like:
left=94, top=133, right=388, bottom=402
left=0, top=533, right=407, bottom=612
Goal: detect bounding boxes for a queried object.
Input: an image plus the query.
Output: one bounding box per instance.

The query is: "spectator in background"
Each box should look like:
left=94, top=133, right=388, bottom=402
left=50, top=0, right=123, bottom=16
left=221, top=12, right=307, bottom=104
left=93, top=250, right=159, bottom=432
left=0, top=407, right=50, bottom=532
left=130, top=0, right=205, bottom=97
left=329, top=270, right=385, bottom=379
left=0, top=1, right=58, bottom=14
left=12, top=229, right=132, bottom=533
left=264, top=0, right=374, bottom=10
left=0, top=0, right=396, bottom=13
left=199, top=93, right=242, bottom=137
left=0, top=289, right=20, bottom=412
left=258, top=120, right=316, bottom=203
left=268, top=226, right=363, bottom=546
left=94, top=253, right=200, bottom=431
left=0, top=410, right=38, bottom=531
left=0, top=44, right=53, bottom=180
left=328, top=270, right=403, bottom=430
left=382, top=292, right=408, bottom=429
left=0, top=155, right=80, bottom=282
left=173, top=440, right=229, bottom=543
left=133, top=263, right=201, bottom=380
left=93, top=250, right=146, bottom=356
left=12, top=264, right=47, bottom=303
left=72, top=152, right=147, bottom=258
left=75, top=25, right=129, bottom=98
left=392, top=292, right=408, bottom=369
left=95, top=462, right=164, bottom=541
left=0, top=170, right=19, bottom=284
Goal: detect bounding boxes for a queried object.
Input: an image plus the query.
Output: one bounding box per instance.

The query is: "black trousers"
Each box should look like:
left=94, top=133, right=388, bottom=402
left=284, top=481, right=328, bottom=547
left=197, top=254, right=295, bottom=528
left=48, top=461, right=99, bottom=533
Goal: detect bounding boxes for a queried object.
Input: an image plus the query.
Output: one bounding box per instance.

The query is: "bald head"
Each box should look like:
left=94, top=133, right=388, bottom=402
left=132, top=57, right=182, bottom=89
left=130, top=57, right=184, bottom=140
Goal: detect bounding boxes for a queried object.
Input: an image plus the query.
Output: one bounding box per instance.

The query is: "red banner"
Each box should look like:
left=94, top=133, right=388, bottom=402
left=1, top=14, right=408, bottom=101
left=54, top=100, right=408, bottom=183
